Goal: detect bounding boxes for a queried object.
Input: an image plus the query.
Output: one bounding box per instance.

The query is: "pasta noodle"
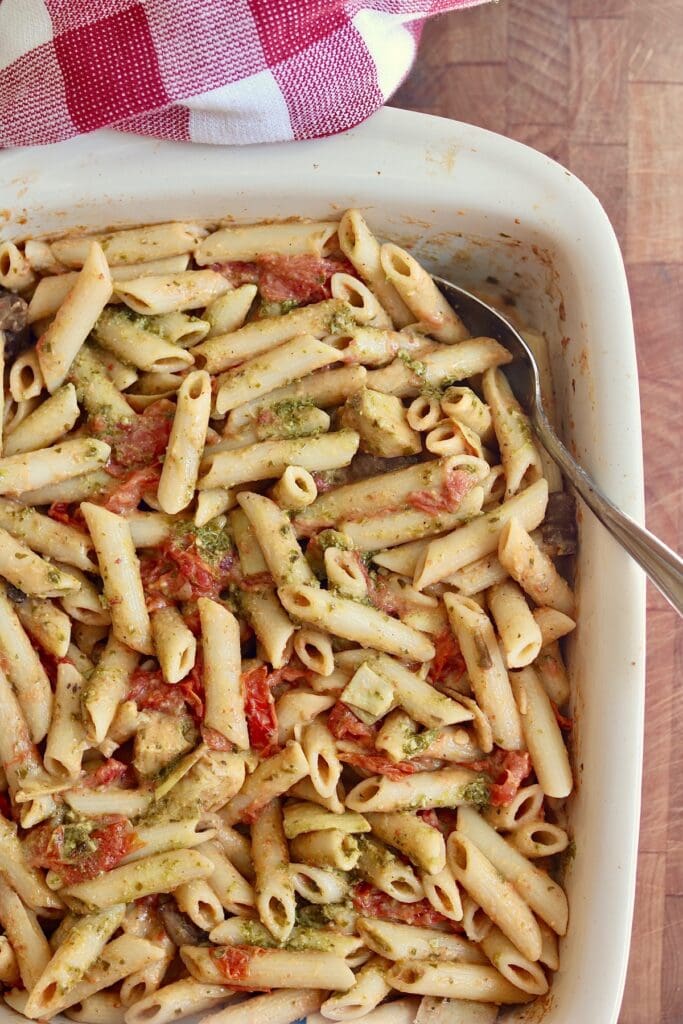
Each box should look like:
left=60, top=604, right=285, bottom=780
left=36, top=242, right=113, bottom=392
left=0, top=214, right=577, bottom=1024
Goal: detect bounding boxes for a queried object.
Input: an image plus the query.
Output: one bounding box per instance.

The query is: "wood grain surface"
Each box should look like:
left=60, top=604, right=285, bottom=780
left=391, top=3, right=682, bottom=1020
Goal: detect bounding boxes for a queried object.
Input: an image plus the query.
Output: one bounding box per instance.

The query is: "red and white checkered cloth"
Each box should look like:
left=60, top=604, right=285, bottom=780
left=0, top=0, right=487, bottom=148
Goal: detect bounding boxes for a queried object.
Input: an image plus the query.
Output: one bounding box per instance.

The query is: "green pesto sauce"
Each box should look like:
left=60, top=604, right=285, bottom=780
left=60, top=820, right=98, bottom=860
left=173, top=515, right=233, bottom=567
left=316, top=529, right=352, bottom=553
left=238, top=920, right=276, bottom=947
left=295, top=901, right=352, bottom=930
left=261, top=397, right=318, bottom=438
left=402, top=728, right=438, bottom=758
left=328, top=306, right=357, bottom=335
left=258, top=299, right=299, bottom=319
left=459, top=775, right=491, bottom=811
left=287, top=928, right=335, bottom=953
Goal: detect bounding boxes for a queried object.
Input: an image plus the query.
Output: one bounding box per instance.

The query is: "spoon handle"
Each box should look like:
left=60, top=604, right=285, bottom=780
left=532, top=408, right=683, bottom=616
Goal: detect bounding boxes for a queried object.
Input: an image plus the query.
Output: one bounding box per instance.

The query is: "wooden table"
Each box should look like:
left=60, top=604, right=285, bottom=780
left=391, top=3, right=682, bottom=1020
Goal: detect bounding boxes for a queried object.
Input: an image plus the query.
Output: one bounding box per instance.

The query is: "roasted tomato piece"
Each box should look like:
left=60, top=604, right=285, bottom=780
left=327, top=702, right=376, bottom=749
left=25, top=817, right=139, bottom=885
left=339, top=752, right=418, bottom=780
left=242, top=665, right=279, bottom=755
left=352, top=882, right=453, bottom=929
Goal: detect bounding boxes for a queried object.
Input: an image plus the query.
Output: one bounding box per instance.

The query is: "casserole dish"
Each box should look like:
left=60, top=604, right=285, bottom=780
left=0, top=106, right=646, bottom=1023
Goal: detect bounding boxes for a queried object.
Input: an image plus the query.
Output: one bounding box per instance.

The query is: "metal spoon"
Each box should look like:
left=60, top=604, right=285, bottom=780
left=433, top=276, right=683, bottom=616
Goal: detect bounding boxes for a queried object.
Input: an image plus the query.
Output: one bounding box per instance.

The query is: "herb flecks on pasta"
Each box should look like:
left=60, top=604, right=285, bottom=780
left=0, top=213, right=575, bottom=1023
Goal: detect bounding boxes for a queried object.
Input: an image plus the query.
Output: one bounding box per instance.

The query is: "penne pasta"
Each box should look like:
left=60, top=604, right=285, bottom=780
left=487, top=579, right=542, bottom=669
left=226, top=363, right=366, bottom=433
left=346, top=766, right=483, bottom=815
left=2, top=382, right=80, bottom=456
left=199, top=598, right=248, bottom=749
left=413, top=478, right=549, bottom=590
left=61, top=850, right=215, bottom=914
left=278, top=583, right=435, bottom=662
left=251, top=799, right=296, bottom=943
left=482, top=368, right=543, bottom=497
left=357, top=918, right=485, bottom=963
left=214, top=335, right=343, bottom=415
left=195, top=221, right=337, bottom=264
left=498, top=517, right=575, bottom=617
left=24, top=905, right=125, bottom=1018
left=456, top=806, right=568, bottom=935
left=181, top=943, right=354, bottom=992
left=338, top=210, right=413, bottom=326
left=205, top=285, right=258, bottom=337
left=194, top=989, right=324, bottom=1024
left=0, top=241, right=36, bottom=292
left=0, top=815, right=61, bottom=911
left=151, top=605, right=197, bottom=684
left=37, top=242, right=113, bottom=392
left=534, top=641, right=571, bottom=705
left=0, top=879, right=51, bottom=992
left=123, top=980, right=234, bottom=1024
left=80, top=633, right=140, bottom=743
left=0, top=580, right=53, bottom=742
left=115, top=271, right=230, bottom=316
left=0, top=527, right=81, bottom=598
left=51, top=223, right=206, bottom=268
left=0, top=497, right=95, bottom=571
left=444, top=593, right=523, bottom=751
left=420, top=864, right=464, bottom=923
left=199, top=430, right=359, bottom=490
left=41, top=936, right=165, bottom=1017
left=221, top=742, right=309, bottom=826
left=158, top=370, right=212, bottom=513
left=9, top=350, right=44, bottom=402
left=320, top=954, right=391, bottom=1020
left=290, top=863, right=349, bottom=904
left=297, top=454, right=475, bottom=533
left=94, top=308, right=195, bottom=373
left=365, top=812, right=446, bottom=875
left=388, top=960, right=532, bottom=1003
left=366, top=337, right=511, bottom=399
left=69, top=344, right=136, bottom=424
left=509, top=667, right=573, bottom=799
left=81, top=503, right=153, bottom=654
left=192, top=299, right=349, bottom=373
left=380, top=244, right=467, bottom=343
left=341, top=485, right=483, bottom=552
left=480, top=925, right=549, bottom=995
left=0, top=437, right=111, bottom=497
left=44, top=661, right=88, bottom=777
left=447, top=832, right=542, bottom=961
left=309, top=999, right=419, bottom=1024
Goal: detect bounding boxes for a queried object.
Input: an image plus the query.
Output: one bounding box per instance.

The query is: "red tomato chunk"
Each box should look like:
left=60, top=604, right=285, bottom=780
left=242, top=665, right=279, bottom=756
left=327, top=702, right=376, bottom=749
left=26, top=817, right=139, bottom=885
left=93, top=400, right=174, bottom=474
left=461, top=749, right=533, bottom=808
left=352, top=882, right=452, bottom=929
left=339, top=752, right=418, bottom=780
left=407, top=468, right=475, bottom=516
left=211, top=254, right=356, bottom=305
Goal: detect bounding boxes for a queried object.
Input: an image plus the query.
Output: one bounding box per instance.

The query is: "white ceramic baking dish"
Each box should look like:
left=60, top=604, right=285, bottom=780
left=0, top=107, right=645, bottom=1024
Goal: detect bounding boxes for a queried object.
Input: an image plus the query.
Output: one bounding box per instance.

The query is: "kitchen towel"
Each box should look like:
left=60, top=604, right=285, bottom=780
left=0, top=0, right=488, bottom=147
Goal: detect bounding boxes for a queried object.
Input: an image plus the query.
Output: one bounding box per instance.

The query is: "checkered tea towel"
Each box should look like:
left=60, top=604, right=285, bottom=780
left=0, top=0, right=488, bottom=148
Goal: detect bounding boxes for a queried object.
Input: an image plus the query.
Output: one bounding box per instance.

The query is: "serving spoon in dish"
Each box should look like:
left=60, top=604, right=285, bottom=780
left=433, top=276, right=683, bottom=616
